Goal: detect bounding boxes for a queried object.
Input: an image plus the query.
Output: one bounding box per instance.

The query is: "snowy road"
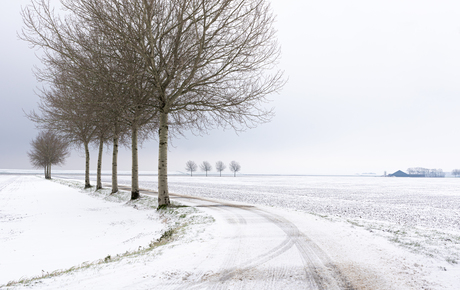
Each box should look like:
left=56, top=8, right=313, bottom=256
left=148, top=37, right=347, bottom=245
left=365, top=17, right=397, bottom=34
left=149, top=193, right=354, bottom=289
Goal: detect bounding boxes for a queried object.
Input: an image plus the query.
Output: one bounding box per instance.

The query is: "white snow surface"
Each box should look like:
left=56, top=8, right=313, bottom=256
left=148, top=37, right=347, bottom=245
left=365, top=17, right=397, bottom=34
left=0, top=175, right=163, bottom=286
left=2, top=174, right=460, bottom=289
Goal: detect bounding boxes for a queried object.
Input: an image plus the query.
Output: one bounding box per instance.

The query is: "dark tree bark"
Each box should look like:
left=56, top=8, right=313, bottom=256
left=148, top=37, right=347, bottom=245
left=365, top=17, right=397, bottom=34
left=131, top=123, right=140, bottom=200
left=111, top=131, right=119, bottom=194
left=96, top=136, right=104, bottom=190
left=84, top=141, right=91, bottom=188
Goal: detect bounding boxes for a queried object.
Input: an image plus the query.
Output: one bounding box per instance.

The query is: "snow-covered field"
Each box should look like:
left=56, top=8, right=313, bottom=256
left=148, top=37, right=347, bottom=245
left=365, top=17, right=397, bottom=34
left=116, top=175, right=460, bottom=229
left=2, top=173, right=460, bottom=289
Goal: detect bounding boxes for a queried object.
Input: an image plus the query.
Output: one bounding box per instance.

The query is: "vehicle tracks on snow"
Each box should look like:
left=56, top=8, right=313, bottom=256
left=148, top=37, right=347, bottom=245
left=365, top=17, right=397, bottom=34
left=139, top=188, right=355, bottom=289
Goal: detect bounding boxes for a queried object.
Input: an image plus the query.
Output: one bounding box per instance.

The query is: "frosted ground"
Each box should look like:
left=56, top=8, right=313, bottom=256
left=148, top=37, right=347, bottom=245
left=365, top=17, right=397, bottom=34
left=2, top=173, right=460, bottom=289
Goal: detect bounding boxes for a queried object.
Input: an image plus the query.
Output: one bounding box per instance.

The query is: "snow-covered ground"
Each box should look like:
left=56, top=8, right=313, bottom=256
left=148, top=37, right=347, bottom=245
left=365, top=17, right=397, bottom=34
left=115, top=174, right=460, bottom=287
left=2, top=174, right=460, bottom=289
left=0, top=175, right=195, bottom=287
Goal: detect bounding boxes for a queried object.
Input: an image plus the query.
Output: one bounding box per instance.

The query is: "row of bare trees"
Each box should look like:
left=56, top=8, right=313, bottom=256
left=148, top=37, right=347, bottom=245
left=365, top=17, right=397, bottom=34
left=21, top=0, right=283, bottom=207
left=185, top=160, right=240, bottom=177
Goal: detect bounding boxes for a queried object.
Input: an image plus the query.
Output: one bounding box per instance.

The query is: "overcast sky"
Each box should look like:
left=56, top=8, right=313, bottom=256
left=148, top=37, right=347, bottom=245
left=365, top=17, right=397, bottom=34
left=2, top=0, right=460, bottom=175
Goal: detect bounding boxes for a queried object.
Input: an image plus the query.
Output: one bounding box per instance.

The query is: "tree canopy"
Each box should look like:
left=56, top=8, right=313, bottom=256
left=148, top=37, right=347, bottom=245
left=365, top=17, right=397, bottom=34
left=28, top=130, right=70, bottom=179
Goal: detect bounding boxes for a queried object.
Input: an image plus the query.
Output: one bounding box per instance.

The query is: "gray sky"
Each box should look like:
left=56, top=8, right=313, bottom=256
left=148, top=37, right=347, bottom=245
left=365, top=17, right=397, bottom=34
left=2, top=0, right=460, bottom=175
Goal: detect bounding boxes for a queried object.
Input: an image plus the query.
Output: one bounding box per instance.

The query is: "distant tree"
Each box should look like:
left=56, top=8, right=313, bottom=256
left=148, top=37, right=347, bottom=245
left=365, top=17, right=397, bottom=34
left=429, top=169, right=445, bottom=178
left=452, top=169, right=460, bottom=177
left=185, top=161, right=198, bottom=177
left=200, top=161, right=212, bottom=177
left=28, top=131, right=69, bottom=179
left=229, top=161, right=241, bottom=177
left=216, top=161, right=226, bottom=177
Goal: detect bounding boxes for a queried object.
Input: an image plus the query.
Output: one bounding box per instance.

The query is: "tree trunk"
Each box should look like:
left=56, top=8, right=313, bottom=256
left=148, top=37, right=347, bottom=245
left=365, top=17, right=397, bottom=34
left=131, top=123, right=140, bottom=200
left=84, top=141, right=91, bottom=188
left=158, top=111, right=170, bottom=207
left=44, top=164, right=50, bottom=179
left=48, top=163, right=51, bottom=179
left=96, top=137, right=103, bottom=190
left=111, top=133, right=119, bottom=194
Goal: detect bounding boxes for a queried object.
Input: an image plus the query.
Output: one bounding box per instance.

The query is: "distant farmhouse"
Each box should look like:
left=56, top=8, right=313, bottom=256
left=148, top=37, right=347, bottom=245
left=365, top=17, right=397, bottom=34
left=388, top=168, right=445, bottom=178
left=388, top=170, right=409, bottom=177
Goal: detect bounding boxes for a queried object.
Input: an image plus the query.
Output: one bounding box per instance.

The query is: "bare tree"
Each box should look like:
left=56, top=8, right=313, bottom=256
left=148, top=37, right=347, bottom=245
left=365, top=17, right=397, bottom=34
left=185, top=161, right=198, bottom=177
left=200, top=161, right=212, bottom=177
left=452, top=169, right=460, bottom=177
left=216, top=161, right=226, bottom=177
left=229, top=161, right=241, bottom=177
left=28, top=131, right=69, bottom=179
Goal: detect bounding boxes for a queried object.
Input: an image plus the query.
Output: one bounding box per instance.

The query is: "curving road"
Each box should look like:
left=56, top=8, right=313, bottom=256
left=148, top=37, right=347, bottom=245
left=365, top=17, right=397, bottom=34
left=126, top=185, right=356, bottom=290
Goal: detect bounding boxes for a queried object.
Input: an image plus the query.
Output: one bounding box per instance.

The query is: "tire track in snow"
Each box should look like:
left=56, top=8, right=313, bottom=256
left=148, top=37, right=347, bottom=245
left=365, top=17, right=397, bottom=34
left=164, top=204, right=247, bottom=290
left=196, top=204, right=354, bottom=290
left=161, top=193, right=355, bottom=290
left=255, top=209, right=355, bottom=289
left=215, top=207, right=246, bottom=284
